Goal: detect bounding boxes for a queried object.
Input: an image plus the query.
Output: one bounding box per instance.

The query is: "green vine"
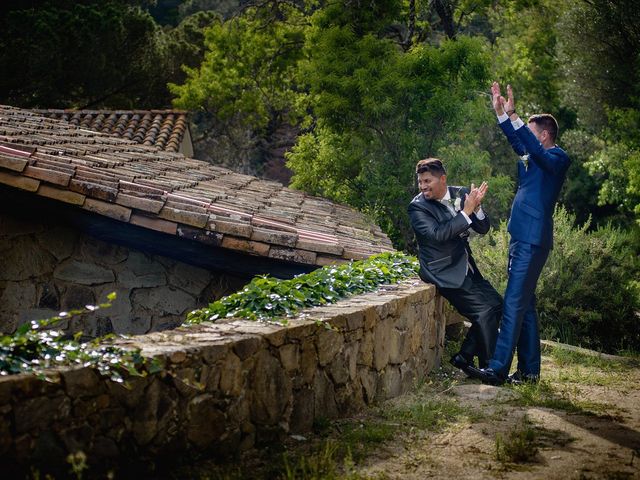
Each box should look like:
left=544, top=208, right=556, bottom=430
left=0, top=293, right=153, bottom=382
left=185, top=251, right=419, bottom=325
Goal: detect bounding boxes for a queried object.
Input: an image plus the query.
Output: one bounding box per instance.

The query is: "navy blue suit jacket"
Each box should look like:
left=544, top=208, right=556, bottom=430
left=499, top=120, right=570, bottom=249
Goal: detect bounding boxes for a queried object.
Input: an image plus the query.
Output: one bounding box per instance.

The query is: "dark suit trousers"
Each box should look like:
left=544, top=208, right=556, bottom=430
left=439, top=269, right=502, bottom=367
left=489, top=240, right=550, bottom=377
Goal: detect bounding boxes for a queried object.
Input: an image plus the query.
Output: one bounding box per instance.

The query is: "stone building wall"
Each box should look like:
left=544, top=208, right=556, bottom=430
left=0, top=212, right=249, bottom=336
left=0, top=280, right=448, bottom=475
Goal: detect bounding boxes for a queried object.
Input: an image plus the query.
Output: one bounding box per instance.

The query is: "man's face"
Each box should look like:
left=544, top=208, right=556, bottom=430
left=417, top=171, right=447, bottom=200
left=528, top=121, right=548, bottom=145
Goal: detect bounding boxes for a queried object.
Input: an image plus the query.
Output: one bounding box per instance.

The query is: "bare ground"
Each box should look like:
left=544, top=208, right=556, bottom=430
left=165, top=341, right=640, bottom=480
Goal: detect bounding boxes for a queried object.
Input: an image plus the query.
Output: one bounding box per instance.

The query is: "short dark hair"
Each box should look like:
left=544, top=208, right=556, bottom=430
left=528, top=114, right=559, bottom=142
left=415, top=158, right=446, bottom=177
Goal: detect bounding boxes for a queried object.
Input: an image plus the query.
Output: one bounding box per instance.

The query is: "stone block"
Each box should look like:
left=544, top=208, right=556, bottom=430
left=378, top=366, right=402, bottom=400
left=313, top=370, right=337, bottom=419
left=36, top=226, right=77, bottom=261
left=14, top=395, right=71, bottom=434
left=388, top=329, right=410, bottom=365
left=300, top=339, right=317, bottom=385
left=358, top=367, right=377, bottom=404
left=2, top=236, right=56, bottom=281
left=279, top=343, right=299, bottom=372
left=219, top=352, right=243, bottom=397
left=373, top=317, right=393, bottom=371
left=316, top=328, right=343, bottom=366
left=327, top=353, right=349, bottom=386
left=54, top=260, right=115, bottom=285
left=289, top=386, right=314, bottom=433
left=79, top=237, right=128, bottom=265
left=233, top=336, right=262, bottom=360
left=132, top=286, right=195, bottom=316
left=357, top=330, right=374, bottom=367
left=250, top=350, right=291, bottom=425
left=168, top=262, right=212, bottom=295
left=61, top=367, right=101, bottom=398
left=201, top=344, right=229, bottom=365
left=187, top=394, right=226, bottom=448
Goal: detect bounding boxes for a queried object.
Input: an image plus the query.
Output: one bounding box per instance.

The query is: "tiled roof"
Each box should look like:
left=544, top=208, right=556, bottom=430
left=30, top=109, right=189, bottom=152
left=0, top=106, right=394, bottom=266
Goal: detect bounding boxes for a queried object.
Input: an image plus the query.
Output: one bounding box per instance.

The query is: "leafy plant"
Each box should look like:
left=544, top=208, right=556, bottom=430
left=0, top=293, right=150, bottom=382
left=185, top=252, right=418, bottom=324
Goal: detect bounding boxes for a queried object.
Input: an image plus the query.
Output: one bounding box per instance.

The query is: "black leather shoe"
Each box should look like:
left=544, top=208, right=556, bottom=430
left=507, top=371, right=540, bottom=385
left=467, top=366, right=506, bottom=386
left=449, top=353, right=472, bottom=374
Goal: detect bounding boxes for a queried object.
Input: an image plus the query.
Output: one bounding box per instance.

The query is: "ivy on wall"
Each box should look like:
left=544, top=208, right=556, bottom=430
left=185, top=251, right=419, bottom=324
left=0, top=293, right=155, bottom=381
left=1, top=252, right=418, bottom=378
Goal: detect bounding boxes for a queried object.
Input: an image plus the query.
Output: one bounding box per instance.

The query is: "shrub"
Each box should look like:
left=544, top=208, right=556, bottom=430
left=474, top=207, right=640, bottom=352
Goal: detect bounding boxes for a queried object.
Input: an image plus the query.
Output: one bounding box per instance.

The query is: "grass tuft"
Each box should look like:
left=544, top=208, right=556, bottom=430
left=495, top=416, right=539, bottom=464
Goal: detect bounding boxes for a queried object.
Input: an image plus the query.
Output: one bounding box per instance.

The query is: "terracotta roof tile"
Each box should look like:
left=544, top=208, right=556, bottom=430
left=32, top=109, right=189, bottom=152
left=0, top=105, right=394, bottom=265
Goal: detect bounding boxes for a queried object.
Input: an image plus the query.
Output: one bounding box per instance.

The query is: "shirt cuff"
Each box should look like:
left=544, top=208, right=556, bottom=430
left=497, top=112, right=509, bottom=124
left=460, top=211, right=472, bottom=225
left=474, top=207, right=486, bottom=220
left=511, top=117, right=525, bottom=130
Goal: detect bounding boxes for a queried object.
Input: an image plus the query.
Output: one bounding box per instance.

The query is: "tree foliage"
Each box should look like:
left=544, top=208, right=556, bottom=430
left=556, top=0, right=640, bottom=224
left=287, top=2, right=513, bottom=249
left=0, top=0, right=214, bottom=108
left=170, top=2, right=307, bottom=131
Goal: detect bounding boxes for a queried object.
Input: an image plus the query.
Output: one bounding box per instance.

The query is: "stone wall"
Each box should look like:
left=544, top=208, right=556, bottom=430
left=0, top=279, right=448, bottom=475
left=0, top=212, right=249, bottom=336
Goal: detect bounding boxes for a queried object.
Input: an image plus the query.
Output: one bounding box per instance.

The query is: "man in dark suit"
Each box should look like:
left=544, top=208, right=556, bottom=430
left=469, top=82, right=571, bottom=385
left=408, top=158, right=503, bottom=374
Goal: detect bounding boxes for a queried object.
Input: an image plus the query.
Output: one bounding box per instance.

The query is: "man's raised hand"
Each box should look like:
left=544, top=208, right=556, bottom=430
left=491, top=82, right=506, bottom=115
left=504, top=84, right=516, bottom=116
left=463, top=182, right=488, bottom=215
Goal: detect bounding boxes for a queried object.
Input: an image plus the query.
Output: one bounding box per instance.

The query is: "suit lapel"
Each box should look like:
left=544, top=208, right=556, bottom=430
left=420, top=193, right=451, bottom=220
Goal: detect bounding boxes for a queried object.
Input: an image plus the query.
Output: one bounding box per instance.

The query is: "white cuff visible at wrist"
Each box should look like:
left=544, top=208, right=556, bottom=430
left=511, top=117, right=525, bottom=130
left=475, top=208, right=486, bottom=220
left=497, top=112, right=509, bottom=124
left=460, top=211, right=472, bottom=225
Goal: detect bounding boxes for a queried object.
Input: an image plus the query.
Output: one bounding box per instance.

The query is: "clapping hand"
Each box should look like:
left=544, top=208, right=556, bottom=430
left=463, top=181, right=488, bottom=216
left=491, top=81, right=516, bottom=116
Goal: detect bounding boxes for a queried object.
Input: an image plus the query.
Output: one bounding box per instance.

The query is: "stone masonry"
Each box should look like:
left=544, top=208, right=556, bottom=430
left=0, top=279, right=448, bottom=475
left=0, top=211, right=249, bottom=336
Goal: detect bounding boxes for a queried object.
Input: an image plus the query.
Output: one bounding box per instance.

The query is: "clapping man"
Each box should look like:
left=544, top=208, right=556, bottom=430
left=468, top=83, right=571, bottom=385
left=408, top=158, right=503, bottom=374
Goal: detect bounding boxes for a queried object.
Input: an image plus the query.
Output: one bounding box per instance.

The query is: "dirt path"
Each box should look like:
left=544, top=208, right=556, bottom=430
left=353, top=343, right=640, bottom=480
left=164, top=341, right=640, bottom=480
